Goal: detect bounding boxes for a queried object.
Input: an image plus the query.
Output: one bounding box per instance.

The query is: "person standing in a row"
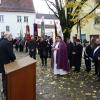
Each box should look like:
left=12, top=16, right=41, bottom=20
left=48, top=38, right=53, bottom=58
left=28, top=37, right=37, bottom=59
left=0, top=33, right=16, bottom=96
left=51, top=36, right=70, bottom=75
left=93, top=38, right=100, bottom=81
left=71, top=39, right=83, bottom=72
left=39, top=38, right=48, bottom=66
left=67, top=38, right=73, bottom=69
left=84, top=41, right=93, bottom=72
left=19, top=38, right=25, bottom=52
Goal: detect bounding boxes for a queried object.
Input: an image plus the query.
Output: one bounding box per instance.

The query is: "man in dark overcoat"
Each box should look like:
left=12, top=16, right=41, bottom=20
left=67, top=39, right=74, bottom=69
left=93, top=38, right=100, bottom=81
left=84, top=41, right=93, bottom=72
left=39, top=38, right=48, bottom=66
left=71, top=39, right=83, bottom=72
left=0, top=33, right=16, bottom=96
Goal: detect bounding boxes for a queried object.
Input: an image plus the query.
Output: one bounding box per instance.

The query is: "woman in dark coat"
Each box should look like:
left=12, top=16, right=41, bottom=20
left=39, top=38, right=48, bottom=66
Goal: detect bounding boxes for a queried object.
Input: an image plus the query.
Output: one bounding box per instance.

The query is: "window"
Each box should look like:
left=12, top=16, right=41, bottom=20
left=0, top=15, right=4, bottom=23
left=24, top=16, right=28, bottom=22
left=6, top=26, right=10, bottom=32
left=17, top=16, right=22, bottom=23
left=95, top=16, right=100, bottom=24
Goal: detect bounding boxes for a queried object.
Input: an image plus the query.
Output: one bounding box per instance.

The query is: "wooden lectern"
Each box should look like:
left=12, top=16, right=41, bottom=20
left=4, top=56, right=36, bottom=100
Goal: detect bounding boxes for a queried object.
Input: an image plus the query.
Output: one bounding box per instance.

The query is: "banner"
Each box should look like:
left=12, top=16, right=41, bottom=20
left=54, top=21, right=57, bottom=38
left=26, top=25, right=30, bottom=34
left=34, top=23, right=38, bottom=37
left=41, top=20, right=45, bottom=38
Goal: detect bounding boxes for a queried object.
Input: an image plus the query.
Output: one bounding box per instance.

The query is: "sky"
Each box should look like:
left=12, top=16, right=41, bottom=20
left=33, top=0, right=54, bottom=14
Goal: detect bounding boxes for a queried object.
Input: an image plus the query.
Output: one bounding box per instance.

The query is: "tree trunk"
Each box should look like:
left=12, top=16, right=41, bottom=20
left=61, top=24, right=73, bottom=42
left=63, top=29, right=71, bottom=42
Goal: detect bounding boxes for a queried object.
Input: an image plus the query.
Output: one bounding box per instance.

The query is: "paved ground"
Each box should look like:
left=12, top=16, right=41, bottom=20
left=1, top=51, right=100, bottom=100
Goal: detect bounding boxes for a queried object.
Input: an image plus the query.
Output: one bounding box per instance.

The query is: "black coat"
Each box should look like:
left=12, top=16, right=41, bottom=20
left=0, top=38, right=16, bottom=64
left=71, top=44, right=83, bottom=67
left=67, top=42, right=73, bottom=60
left=93, top=46, right=100, bottom=71
left=28, top=40, right=37, bottom=58
left=84, top=45, right=93, bottom=60
left=93, top=46, right=100, bottom=61
left=39, top=40, right=48, bottom=58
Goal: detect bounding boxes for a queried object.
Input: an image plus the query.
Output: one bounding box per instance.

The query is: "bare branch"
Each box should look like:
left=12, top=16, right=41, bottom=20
left=55, top=0, right=61, bottom=16
left=46, top=0, right=57, bottom=9
left=44, top=0, right=59, bottom=18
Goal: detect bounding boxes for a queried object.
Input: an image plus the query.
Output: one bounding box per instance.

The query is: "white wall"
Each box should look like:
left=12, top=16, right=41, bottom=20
left=36, top=18, right=61, bottom=37
left=36, top=19, right=59, bottom=25
left=0, top=12, right=36, bottom=38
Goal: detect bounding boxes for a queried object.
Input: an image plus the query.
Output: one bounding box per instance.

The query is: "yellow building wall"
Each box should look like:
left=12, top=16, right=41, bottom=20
left=71, top=0, right=100, bottom=41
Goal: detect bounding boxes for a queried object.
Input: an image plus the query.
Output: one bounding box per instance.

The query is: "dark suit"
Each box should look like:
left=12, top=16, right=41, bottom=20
left=84, top=45, right=93, bottom=72
left=0, top=38, right=16, bottom=95
left=71, top=44, right=83, bottom=72
left=93, top=46, right=100, bottom=76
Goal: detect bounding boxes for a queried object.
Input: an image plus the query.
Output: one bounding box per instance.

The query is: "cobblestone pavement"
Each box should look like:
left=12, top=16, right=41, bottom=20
left=1, top=52, right=100, bottom=100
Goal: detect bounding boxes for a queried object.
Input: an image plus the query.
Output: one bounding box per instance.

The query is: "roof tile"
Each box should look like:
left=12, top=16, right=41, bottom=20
left=0, top=0, right=35, bottom=13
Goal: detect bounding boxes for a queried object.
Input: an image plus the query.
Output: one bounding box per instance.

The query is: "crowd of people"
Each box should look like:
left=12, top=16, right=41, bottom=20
left=67, top=38, right=100, bottom=79
left=0, top=32, right=100, bottom=98
left=12, top=35, right=100, bottom=80
left=13, top=35, right=53, bottom=65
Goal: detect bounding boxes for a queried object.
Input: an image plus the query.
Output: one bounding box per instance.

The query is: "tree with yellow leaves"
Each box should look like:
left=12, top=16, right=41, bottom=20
left=44, top=0, right=100, bottom=41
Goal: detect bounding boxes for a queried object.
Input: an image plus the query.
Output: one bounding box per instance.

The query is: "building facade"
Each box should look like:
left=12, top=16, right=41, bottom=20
left=0, top=0, right=35, bottom=38
left=36, top=13, right=61, bottom=37
left=71, top=0, right=100, bottom=42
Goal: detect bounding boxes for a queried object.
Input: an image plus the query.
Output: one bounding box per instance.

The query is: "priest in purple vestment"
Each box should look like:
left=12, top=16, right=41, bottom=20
left=51, top=36, right=70, bottom=75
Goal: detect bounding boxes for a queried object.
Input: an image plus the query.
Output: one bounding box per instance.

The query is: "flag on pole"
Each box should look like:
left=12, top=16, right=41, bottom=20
left=77, top=21, right=80, bottom=39
left=54, top=21, right=57, bottom=38
left=19, top=26, right=23, bottom=38
left=77, top=21, right=79, bottom=34
left=77, top=21, right=82, bottom=42
left=26, top=25, right=30, bottom=34
left=34, top=23, right=38, bottom=37
left=41, top=16, right=45, bottom=38
left=79, top=20, right=82, bottom=42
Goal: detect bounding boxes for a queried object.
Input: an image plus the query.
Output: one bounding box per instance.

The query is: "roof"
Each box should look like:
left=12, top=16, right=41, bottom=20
left=36, top=13, right=58, bottom=19
left=0, top=0, right=35, bottom=13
